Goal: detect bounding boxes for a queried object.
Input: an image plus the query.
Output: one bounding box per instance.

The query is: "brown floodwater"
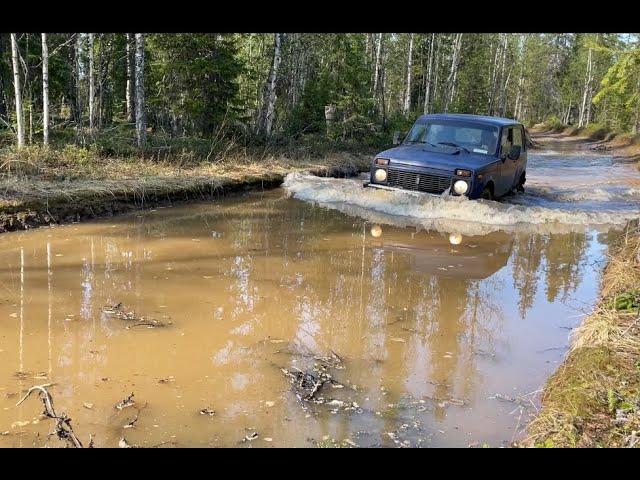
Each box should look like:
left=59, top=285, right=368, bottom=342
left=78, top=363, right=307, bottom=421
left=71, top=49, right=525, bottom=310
left=0, top=184, right=621, bottom=447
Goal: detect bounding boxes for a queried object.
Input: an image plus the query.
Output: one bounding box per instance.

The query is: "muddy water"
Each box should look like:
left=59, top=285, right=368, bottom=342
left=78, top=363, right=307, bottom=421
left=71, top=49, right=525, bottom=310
left=0, top=142, right=636, bottom=448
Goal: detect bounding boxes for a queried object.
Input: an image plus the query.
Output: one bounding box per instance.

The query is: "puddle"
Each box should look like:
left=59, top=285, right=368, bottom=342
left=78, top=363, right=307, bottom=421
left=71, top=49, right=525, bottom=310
left=0, top=180, right=621, bottom=447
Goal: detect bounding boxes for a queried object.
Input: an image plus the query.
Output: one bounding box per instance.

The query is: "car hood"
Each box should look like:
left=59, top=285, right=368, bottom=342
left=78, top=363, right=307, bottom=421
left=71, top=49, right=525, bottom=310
left=377, top=144, right=497, bottom=171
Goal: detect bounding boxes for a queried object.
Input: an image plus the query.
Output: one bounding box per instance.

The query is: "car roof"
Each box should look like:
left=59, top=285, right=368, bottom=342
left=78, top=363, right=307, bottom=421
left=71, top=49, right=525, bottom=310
left=416, top=113, right=521, bottom=127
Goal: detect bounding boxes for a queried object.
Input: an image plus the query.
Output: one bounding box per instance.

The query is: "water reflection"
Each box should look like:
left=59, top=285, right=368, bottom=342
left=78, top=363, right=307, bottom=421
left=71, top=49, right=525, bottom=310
left=0, top=190, right=615, bottom=447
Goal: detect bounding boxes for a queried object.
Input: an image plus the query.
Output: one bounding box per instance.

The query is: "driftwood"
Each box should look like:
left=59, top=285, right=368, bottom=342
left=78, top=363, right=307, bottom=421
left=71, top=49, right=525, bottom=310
left=103, top=303, right=171, bottom=329
left=16, top=384, right=86, bottom=448
left=115, top=392, right=136, bottom=410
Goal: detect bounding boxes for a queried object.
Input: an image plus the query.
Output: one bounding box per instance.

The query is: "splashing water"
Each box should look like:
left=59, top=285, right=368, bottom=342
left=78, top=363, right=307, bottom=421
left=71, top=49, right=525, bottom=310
left=283, top=150, right=640, bottom=236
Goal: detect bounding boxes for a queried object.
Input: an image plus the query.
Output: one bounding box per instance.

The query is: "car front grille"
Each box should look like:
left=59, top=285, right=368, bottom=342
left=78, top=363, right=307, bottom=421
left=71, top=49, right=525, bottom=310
left=386, top=169, right=452, bottom=194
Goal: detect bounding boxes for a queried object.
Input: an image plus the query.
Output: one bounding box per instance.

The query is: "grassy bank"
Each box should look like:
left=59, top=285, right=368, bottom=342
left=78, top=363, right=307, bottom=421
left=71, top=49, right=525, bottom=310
left=0, top=127, right=377, bottom=232
left=525, top=224, right=640, bottom=448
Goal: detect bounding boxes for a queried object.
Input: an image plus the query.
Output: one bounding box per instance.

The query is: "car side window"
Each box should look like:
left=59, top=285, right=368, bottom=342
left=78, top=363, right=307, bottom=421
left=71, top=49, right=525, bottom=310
left=500, top=128, right=513, bottom=157
left=513, top=127, right=523, bottom=150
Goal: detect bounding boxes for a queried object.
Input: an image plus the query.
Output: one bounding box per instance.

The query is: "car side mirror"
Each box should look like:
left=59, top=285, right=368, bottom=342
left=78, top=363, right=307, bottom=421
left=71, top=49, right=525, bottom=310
left=508, top=145, right=521, bottom=160
left=392, top=131, right=402, bottom=145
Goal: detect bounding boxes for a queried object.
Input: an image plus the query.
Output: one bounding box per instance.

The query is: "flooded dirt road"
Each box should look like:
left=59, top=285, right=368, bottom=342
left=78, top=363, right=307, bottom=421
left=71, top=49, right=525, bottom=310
left=1, top=139, right=638, bottom=447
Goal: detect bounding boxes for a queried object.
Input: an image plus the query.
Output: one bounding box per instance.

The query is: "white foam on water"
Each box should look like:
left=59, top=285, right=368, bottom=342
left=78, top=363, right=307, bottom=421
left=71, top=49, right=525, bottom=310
left=282, top=173, right=639, bottom=235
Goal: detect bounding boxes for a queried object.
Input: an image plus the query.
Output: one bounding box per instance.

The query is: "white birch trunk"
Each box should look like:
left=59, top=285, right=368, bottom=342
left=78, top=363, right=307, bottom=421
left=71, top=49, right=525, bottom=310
left=88, top=33, right=95, bottom=130
left=423, top=33, right=435, bottom=115
left=10, top=33, right=24, bottom=148
left=134, top=33, right=146, bottom=147
left=403, top=33, right=414, bottom=116
left=634, top=75, right=640, bottom=134
left=578, top=48, right=593, bottom=128
left=41, top=33, right=49, bottom=145
left=488, top=35, right=502, bottom=115
left=498, top=35, right=509, bottom=117
left=257, top=33, right=282, bottom=136
left=373, top=33, right=383, bottom=98
left=444, top=34, right=462, bottom=112
left=75, top=34, right=83, bottom=134
left=126, top=33, right=135, bottom=123
left=513, top=35, right=528, bottom=119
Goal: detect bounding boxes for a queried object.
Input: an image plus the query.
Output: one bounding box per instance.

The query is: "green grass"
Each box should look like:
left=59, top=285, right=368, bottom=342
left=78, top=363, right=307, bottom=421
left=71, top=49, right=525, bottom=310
left=525, top=226, right=640, bottom=448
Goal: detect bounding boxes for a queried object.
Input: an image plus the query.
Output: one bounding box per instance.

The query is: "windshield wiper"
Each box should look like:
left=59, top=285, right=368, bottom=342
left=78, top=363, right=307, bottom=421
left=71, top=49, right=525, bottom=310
left=437, top=142, right=470, bottom=153
left=406, top=140, right=440, bottom=149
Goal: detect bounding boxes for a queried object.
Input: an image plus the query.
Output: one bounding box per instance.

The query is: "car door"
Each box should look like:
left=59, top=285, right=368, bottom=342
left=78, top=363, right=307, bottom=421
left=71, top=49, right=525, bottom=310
left=512, top=125, right=526, bottom=187
left=497, top=126, right=520, bottom=195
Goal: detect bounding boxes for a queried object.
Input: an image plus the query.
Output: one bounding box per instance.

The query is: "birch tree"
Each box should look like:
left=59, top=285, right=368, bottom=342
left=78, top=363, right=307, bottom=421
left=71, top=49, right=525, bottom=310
left=256, top=33, right=282, bottom=136
left=88, top=33, right=95, bottom=130
left=423, top=33, right=436, bottom=114
left=403, top=33, right=414, bottom=116
left=42, top=33, right=50, bottom=145
left=134, top=33, right=146, bottom=147
left=126, top=33, right=135, bottom=123
left=372, top=33, right=383, bottom=96
left=578, top=47, right=593, bottom=128
left=443, top=33, right=463, bottom=112
left=10, top=33, right=25, bottom=148
left=513, top=35, right=529, bottom=119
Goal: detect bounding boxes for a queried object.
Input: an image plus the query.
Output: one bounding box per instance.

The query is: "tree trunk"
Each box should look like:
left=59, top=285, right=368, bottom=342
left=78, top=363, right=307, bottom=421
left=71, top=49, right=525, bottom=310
left=403, top=33, right=414, bottom=116
left=443, top=34, right=462, bottom=112
left=634, top=75, right=640, bottom=134
left=513, top=35, right=528, bottom=119
left=75, top=34, right=84, bottom=138
left=126, top=33, right=135, bottom=123
left=257, top=33, right=282, bottom=136
left=578, top=47, right=593, bottom=128
left=488, top=35, right=502, bottom=115
left=0, top=35, right=8, bottom=126
left=134, top=33, right=146, bottom=148
left=373, top=33, right=383, bottom=100
left=88, top=33, right=95, bottom=130
left=42, top=33, right=49, bottom=145
left=423, top=33, right=436, bottom=115
left=10, top=33, right=25, bottom=148
left=498, top=35, right=509, bottom=117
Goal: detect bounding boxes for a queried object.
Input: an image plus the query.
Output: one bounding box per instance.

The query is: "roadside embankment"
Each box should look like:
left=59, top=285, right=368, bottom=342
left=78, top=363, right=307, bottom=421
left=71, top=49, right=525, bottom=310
left=525, top=223, right=640, bottom=447
left=0, top=152, right=371, bottom=233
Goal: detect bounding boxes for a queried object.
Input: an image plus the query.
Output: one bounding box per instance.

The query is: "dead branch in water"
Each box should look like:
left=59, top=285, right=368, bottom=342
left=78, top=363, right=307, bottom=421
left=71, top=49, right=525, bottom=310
left=115, top=392, right=136, bottom=411
left=103, top=302, right=171, bottom=329
left=16, top=384, right=87, bottom=448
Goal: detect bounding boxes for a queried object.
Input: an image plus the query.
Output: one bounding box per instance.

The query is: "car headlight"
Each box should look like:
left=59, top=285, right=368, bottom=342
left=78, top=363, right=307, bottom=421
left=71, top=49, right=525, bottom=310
left=453, top=180, right=469, bottom=195
left=374, top=168, right=387, bottom=183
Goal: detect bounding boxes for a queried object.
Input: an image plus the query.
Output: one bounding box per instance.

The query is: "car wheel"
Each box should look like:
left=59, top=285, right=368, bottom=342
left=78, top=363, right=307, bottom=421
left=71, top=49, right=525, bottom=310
left=516, top=173, right=526, bottom=193
left=481, top=187, right=494, bottom=200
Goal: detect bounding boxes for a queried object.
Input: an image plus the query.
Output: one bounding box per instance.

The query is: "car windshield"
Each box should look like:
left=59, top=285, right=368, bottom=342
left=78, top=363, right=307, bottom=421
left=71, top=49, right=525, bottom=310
left=404, top=121, right=499, bottom=155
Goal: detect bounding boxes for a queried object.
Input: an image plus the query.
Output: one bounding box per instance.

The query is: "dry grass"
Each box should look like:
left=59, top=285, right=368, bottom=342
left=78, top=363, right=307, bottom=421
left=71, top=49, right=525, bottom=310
left=0, top=138, right=373, bottom=232
left=0, top=145, right=371, bottom=212
left=525, top=225, right=640, bottom=448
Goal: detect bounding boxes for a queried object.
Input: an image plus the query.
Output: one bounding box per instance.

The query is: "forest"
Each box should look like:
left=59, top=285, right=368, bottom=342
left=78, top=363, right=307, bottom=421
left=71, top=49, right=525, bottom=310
left=0, top=33, right=639, bottom=160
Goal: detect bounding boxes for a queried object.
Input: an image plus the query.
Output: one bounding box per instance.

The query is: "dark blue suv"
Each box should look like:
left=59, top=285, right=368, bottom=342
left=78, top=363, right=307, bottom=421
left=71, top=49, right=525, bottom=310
left=364, top=114, right=529, bottom=200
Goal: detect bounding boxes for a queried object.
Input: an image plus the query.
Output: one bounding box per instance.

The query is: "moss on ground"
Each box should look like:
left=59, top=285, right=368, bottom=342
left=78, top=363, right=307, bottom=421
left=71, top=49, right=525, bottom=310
left=525, top=226, right=640, bottom=448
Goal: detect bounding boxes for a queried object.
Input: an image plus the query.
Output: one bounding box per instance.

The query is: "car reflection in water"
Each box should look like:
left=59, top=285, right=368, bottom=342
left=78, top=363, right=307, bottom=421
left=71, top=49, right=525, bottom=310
left=368, top=224, right=513, bottom=280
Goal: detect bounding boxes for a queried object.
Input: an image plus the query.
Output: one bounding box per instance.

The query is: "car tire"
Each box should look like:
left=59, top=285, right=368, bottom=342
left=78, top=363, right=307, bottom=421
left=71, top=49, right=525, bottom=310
left=481, top=186, right=494, bottom=201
